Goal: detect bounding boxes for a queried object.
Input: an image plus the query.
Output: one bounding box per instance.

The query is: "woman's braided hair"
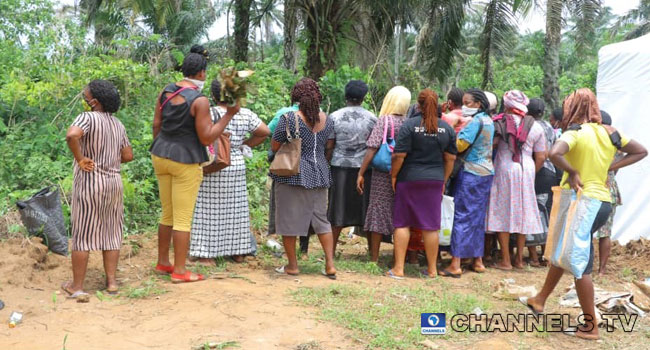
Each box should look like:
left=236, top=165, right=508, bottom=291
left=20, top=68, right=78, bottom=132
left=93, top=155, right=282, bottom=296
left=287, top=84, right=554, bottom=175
left=291, top=78, right=322, bottom=127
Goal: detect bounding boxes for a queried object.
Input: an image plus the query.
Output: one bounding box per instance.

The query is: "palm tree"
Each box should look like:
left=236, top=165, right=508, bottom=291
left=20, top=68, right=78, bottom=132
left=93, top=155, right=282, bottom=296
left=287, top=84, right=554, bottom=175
left=478, top=0, right=535, bottom=89
left=296, top=0, right=363, bottom=79
left=233, top=0, right=253, bottom=62
left=611, top=0, right=650, bottom=40
left=283, top=0, right=299, bottom=71
left=543, top=0, right=563, bottom=111
left=411, top=0, right=471, bottom=84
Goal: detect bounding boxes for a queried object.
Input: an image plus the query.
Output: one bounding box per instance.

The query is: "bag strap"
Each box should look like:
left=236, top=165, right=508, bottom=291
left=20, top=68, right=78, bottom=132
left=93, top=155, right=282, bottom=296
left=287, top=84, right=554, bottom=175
left=461, top=116, right=484, bottom=160
left=159, top=86, right=197, bottom=111
left=285, top=112, right=301, bottom=142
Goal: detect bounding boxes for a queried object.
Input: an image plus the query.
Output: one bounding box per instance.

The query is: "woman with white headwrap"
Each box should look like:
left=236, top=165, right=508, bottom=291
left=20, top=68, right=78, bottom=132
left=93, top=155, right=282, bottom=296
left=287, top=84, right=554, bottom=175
left=485, top=90, right=547, bottom=270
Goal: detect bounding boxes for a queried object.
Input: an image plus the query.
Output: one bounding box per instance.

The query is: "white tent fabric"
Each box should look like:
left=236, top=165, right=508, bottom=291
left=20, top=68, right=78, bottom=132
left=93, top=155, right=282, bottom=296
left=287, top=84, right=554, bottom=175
left=596, top=33, right=650, bottom=244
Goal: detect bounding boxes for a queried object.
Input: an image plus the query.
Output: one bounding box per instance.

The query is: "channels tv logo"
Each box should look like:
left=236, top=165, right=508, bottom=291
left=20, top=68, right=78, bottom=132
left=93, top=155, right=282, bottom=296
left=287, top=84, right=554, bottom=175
left=421, top=313, right=446, bottom=335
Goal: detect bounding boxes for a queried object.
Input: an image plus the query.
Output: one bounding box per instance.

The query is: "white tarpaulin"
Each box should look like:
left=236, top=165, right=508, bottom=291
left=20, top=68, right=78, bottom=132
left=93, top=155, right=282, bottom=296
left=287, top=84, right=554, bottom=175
left=596, top=33, right=650, bottom=244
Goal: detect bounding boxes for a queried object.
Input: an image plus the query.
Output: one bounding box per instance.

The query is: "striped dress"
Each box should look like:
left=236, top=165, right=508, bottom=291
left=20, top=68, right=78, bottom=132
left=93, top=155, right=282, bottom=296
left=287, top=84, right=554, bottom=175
left=71, top=112, right=130, bottom=251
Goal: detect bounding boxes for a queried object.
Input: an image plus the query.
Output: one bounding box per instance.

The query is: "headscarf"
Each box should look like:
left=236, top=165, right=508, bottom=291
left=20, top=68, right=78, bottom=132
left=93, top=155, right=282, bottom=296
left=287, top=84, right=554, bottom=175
left=484, top=91, right=498, bottom=112
left=345, top=80, right=368, bottom=103
left=561, top=88, right=601, bottom=130
left=503, top=90, right=529, bottom=116
left=465, top=88, right=490, bottom=113
left=379, top=86, right=411, bottom=117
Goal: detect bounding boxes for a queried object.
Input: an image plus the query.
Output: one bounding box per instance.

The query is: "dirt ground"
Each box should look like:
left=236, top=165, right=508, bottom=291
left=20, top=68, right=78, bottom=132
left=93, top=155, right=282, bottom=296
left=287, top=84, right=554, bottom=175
left=1, top=225, right=650, bottom=350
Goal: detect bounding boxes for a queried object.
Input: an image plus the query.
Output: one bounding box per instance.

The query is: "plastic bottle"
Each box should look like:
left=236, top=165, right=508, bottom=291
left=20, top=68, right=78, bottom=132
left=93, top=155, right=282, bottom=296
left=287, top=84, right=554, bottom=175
left=8, top=312, right=23, bottom=328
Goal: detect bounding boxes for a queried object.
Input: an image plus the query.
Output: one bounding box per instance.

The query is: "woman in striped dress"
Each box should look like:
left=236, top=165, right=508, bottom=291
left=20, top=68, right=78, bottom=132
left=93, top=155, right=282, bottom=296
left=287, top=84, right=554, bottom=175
left=63, top=80, right=133, bottom=298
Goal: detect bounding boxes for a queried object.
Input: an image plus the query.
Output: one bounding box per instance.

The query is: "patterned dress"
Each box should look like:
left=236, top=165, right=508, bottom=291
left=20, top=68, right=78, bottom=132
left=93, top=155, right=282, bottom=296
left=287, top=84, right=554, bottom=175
left=71, top=112, right=130, bottom=251
left=486, top=119, right=546, bottom=234
left=190, top=107, right=262, bottom=258
left=364, top=114, right=406, bottom=236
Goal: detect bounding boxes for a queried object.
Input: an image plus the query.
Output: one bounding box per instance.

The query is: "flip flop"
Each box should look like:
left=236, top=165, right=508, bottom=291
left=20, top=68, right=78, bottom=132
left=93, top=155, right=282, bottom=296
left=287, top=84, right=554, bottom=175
left=105, top=285, right=119, bottom=295
left=438, top=270, right=461, bottom=278
left=471, top=265, right=486, bottom=273
left=385, top=269, right=404, bottom=280
left=155, top=263, right=174, bottom=275
left=170, top=271, right=205, bottom=283
left=321, top=269, right=337, bottom=280
left=61, top=282, right=90, bottom=301
left=492, top=264, right=513, bottom=271
left=274, top=266, right=299, bottom=276
left=518, top=297, right=541, bottom=316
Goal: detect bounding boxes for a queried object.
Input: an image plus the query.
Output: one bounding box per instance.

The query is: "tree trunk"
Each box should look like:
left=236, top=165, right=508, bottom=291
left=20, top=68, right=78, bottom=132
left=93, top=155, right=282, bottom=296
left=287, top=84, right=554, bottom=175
left=233, top=0, right=252, bottom=62
left=543, top=0, right=563, bottom=111
left=394, top=20, right=401, bottom=83
left=283, top=0, right=298, bottom=71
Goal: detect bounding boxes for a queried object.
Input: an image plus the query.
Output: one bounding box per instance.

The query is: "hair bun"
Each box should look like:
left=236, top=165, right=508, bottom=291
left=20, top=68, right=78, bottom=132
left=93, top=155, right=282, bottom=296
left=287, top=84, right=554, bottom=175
left=190, top=44, right=209, bottom=58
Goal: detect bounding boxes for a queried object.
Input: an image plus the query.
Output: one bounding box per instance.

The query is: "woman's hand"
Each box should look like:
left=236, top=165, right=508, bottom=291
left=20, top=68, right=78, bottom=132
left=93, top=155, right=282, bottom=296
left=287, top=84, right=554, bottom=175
left=391, top=177, right=397, bottom=192
left=78, top=157, right=95, bottom=172
left=356, top=175, right=365, bottom=194
left=567, top=170, right=583, bottom=192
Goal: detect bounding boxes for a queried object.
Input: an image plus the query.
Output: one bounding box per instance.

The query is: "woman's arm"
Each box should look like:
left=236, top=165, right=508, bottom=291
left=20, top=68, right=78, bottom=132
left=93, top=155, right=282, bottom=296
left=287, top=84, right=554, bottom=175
left=549, top=141, right=582, bottom=191
left=443, top=152, right=456, bottom=183
left=243, top=123, right=271, bottom=148
left=153, top=92, right=163, bottom=139
left=533, top=151, right=546, bottom=173
left=356, top=147, right=378, bottom=194
left=194, top=98, right=240, bottom=146
left=609, top=139, right=647, bottom=172
left=325, top=139, right=335, bottom=162
left=391, top=152, right=407, bottom=191
left=66, top=126, right=94, bottom=172
left=121, top=146, right=134, bottom=163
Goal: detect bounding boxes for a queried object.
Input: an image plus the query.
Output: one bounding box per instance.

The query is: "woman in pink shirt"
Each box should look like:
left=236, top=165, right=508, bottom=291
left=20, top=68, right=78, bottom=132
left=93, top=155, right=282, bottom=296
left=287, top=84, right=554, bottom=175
left=442, top=87, right=472, bottom=133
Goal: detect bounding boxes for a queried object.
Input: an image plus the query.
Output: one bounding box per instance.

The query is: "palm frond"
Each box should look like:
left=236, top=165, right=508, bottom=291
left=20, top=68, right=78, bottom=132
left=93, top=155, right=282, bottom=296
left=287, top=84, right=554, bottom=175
left=479, top=0, right=518, bottom=89
left=624, top=21, right=650, bottom=40
left=568, top=0, right=602, bottom=55
left=420, top=0, right=470, bottom=83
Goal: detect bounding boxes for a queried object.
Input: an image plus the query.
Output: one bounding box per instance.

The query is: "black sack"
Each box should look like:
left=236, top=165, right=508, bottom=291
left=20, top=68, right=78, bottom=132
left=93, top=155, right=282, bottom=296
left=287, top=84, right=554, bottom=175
left=16, top=186, right=68, bottom=255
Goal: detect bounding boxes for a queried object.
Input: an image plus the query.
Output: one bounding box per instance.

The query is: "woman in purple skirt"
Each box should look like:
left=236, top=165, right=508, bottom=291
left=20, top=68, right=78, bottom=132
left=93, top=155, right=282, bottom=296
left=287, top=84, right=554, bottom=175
left=440, top=89, right=495, bottom=278
left=387, top=89, right=457, bottom=279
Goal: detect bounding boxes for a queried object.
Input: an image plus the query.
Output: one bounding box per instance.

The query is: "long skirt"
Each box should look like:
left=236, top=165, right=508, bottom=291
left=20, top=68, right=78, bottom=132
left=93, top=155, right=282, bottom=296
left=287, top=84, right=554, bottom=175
left=450, top=171, right=494, bottom=258
left=364, top=170, right=395, bottom=236
left=328, top=166, right=365, bottom=227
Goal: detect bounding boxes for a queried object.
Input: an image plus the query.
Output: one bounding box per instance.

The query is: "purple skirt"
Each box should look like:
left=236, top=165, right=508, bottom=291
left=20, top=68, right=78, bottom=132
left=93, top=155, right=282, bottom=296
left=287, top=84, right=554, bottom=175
left=393, top=180, right=443, bottom=231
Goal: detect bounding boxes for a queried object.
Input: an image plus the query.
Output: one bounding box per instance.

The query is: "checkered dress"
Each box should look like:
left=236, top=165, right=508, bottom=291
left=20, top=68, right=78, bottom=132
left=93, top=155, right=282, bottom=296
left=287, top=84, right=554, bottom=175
left=190, top=107, right=262, bottom=258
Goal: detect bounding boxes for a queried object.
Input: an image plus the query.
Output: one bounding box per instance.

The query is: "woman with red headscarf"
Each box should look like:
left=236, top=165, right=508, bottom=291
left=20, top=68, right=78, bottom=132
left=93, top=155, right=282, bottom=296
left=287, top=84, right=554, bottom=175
left=521, top=88, right=647, bottom=340
left=486, top=90, right=547, bottom=270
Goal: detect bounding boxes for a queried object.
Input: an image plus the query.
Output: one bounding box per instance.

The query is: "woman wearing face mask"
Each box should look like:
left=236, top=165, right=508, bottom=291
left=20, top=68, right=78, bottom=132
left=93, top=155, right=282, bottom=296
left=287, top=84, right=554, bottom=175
left=440, top=89, right=495, bottom=277
left=63, top=80, right=133, bottom=298
left=150, top=45, right=240, bottom=283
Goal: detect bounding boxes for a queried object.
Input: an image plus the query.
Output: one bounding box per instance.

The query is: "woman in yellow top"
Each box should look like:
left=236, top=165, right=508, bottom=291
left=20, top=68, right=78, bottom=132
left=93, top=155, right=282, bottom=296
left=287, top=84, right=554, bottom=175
left=522, top=88, right=647, bottom=340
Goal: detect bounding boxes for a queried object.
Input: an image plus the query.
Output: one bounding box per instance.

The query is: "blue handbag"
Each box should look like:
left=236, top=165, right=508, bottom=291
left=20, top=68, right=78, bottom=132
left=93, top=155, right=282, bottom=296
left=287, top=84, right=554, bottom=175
left=371, top=116, right=395, bottom=172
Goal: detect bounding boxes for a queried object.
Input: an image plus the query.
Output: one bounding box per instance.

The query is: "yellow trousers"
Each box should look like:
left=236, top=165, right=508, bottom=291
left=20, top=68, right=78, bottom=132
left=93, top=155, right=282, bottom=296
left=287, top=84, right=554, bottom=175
left=152, top=155, right=203, bottom=232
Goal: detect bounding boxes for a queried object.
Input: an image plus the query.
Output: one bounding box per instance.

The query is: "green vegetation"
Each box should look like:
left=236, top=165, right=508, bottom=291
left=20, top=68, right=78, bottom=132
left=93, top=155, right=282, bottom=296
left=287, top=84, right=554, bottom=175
left=123, top=276, right=168, bottom=299
left=291, top=283, right=492, bottom=349
left=1, top=0, right=646, bottom=238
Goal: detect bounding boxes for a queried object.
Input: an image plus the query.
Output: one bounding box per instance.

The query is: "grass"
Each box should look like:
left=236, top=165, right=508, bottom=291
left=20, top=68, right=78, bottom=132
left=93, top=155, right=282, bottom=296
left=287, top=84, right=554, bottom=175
left=290, top=283, right=493, bottom=350
left=123, top=276, right=168, bottom=299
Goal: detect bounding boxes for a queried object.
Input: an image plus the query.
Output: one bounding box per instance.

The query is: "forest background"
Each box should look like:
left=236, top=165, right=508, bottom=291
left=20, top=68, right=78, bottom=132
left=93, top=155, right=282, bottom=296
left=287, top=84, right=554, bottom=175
left=2, top=0, right=649, bottom=236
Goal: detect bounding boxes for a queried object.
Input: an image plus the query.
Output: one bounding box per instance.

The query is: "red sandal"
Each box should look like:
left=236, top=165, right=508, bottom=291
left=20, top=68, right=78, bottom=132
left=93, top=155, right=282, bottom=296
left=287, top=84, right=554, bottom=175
left=171, top=271, right=205, bottom=283
left=155, top=264, right=174, bottom=275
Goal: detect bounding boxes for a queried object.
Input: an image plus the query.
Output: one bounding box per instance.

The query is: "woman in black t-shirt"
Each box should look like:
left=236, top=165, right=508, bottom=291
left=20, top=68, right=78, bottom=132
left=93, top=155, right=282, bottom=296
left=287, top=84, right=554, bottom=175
left=387, top=89, right=458, bottom=279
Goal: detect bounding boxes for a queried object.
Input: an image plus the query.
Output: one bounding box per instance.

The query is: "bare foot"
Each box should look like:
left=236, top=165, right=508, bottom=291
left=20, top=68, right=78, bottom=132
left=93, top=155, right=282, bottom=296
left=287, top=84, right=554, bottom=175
left=513, top=261, right=525, bottom=269
left=232, top=255, right=244, bottom=263
left=494, top=261, right=513, bottom=271
left=472, top=264, right=486, bottom=273
left=197, top=258, right=216, bottom=266
left=575, top=324, right=600, bottom=340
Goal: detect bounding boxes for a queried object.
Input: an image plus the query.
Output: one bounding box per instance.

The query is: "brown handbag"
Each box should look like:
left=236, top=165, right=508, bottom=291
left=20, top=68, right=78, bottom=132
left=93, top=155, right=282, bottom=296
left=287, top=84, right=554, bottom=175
left=203, top=108, right=232, bottom=174
left=269, top=112, right=301, bottom=176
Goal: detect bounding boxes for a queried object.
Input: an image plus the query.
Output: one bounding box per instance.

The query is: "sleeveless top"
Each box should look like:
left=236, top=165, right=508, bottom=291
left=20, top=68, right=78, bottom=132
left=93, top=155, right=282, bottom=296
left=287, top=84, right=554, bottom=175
left=149, top=83, right=208, bottom=164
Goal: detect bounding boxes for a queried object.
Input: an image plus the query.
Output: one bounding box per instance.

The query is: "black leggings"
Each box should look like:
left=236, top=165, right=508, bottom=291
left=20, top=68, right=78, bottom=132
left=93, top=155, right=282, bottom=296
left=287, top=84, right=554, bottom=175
left=583, top=202, right=613, bottom=275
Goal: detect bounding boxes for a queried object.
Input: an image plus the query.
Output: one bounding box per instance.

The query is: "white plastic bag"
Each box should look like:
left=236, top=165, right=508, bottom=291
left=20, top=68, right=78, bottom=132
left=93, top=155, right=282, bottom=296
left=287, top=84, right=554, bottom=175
left=439, top=195, right=454, bottom=246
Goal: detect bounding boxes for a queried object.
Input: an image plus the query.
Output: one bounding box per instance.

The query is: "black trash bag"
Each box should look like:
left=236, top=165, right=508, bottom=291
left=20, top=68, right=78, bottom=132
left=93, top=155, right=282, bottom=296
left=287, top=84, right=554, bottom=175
left=16, top=186, right=68, bottom=256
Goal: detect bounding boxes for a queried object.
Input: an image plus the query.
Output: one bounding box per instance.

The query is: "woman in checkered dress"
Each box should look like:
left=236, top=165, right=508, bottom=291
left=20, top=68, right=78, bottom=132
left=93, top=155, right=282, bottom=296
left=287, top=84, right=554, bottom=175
left=190, top=80, right=270, bottom=264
